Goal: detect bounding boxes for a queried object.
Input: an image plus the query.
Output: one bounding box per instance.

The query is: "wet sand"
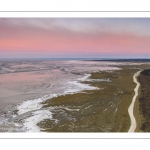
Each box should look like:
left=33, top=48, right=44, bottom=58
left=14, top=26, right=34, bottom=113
left=128, top=71, right=141, bottom=132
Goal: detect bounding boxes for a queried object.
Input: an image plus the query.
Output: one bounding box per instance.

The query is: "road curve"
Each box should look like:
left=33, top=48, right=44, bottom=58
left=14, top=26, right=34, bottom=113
left=128, top=71, right=141, bottom=132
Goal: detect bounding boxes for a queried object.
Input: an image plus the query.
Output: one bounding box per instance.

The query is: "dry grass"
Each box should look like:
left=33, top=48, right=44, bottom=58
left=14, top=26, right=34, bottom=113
left=37, top=64, right=150, bottom=132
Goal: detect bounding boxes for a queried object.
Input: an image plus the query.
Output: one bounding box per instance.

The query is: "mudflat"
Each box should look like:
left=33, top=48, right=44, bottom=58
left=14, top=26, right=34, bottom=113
left=1, top=61, right=150, bottom=132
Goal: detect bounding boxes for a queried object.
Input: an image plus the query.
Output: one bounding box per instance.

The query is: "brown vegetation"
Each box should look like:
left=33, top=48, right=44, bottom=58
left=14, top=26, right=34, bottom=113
left=37, top=66, right=137, bottom=132
left=138, top=70, right=150, bottom=132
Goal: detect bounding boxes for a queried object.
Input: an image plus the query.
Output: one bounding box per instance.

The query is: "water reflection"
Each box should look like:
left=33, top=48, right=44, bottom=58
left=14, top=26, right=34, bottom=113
left=0, top=60, right=121, bottom=132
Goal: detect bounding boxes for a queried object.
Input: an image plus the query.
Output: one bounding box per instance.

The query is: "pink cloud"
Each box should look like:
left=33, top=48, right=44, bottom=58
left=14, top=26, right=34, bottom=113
left=0, top=24, right=150, bottom=56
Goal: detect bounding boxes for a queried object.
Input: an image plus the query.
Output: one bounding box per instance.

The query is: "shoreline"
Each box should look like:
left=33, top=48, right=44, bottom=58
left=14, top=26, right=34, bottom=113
left=39, top=68, right=136, bottom=132
left=0, top=64, right=143, bottom=132
left=128, top=71, right=141, bottom=132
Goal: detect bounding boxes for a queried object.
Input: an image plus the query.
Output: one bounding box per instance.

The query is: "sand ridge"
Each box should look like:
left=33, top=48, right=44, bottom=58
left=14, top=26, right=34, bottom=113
left=128, top=71, right=141, bottom=132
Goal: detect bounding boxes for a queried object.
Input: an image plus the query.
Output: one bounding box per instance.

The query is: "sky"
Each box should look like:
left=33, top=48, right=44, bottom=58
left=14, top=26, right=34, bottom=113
left=0, top=18, right=150, bottom=58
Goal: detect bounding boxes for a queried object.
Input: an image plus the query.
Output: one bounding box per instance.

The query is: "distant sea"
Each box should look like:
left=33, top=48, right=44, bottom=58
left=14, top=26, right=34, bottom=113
left=1, top=57, right=150, bottom=61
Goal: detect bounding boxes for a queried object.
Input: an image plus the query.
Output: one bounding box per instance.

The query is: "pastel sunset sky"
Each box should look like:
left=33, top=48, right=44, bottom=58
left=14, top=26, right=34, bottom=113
left=0, top=18, right=150, bottom=58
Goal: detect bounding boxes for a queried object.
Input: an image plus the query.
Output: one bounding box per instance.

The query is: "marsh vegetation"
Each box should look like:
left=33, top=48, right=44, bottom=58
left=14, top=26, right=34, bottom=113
left=38, top=66, right=140, bottom=132
left=138, top=69, right=150, bottom=131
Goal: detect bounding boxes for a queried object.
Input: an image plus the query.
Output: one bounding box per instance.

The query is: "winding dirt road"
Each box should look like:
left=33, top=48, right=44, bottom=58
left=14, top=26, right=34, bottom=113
left=128, top=71, right=141, bottom=132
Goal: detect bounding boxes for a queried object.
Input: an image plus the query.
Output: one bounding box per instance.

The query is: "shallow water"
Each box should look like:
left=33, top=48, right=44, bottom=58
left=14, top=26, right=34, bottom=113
left=0, top=60, right=121, bottom=132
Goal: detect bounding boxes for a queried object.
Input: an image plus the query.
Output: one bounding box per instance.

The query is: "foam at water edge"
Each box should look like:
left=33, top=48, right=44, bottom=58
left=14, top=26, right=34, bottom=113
left=23, top=110, right=53, bottom=132
left=17, top=94, right=58, bottom=115
left=16, top=73, right=98, bottom=132
left=77, top=74, right=91, bottom=81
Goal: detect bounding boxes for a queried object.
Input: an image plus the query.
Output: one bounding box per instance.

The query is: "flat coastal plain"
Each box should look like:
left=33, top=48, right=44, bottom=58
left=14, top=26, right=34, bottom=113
left=1, top=61, right=150, bottom=132
left=38, top=64, right=150, bottom=132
